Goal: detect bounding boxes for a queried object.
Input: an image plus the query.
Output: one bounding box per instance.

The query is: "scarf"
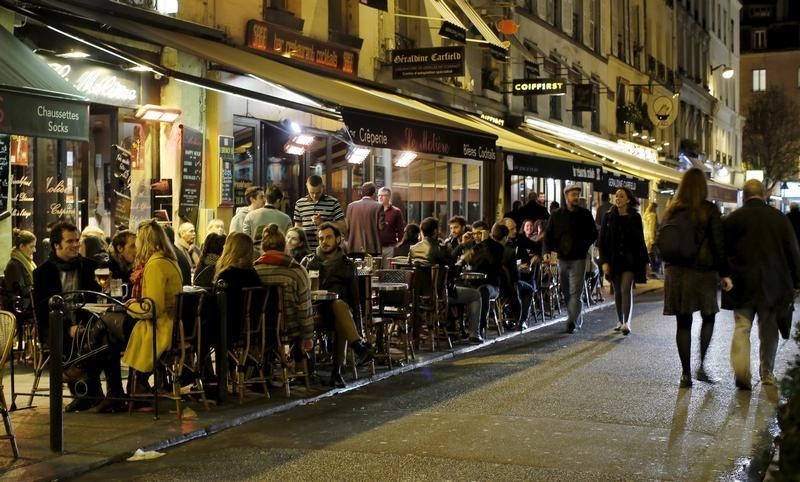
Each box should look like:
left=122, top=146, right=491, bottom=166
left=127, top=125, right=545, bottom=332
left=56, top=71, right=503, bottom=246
left=313, top=246, right=345, bottom=266
left=255, top=250, right=301, bottom=269
left=10, top=248, right=36, bottom=277
left=49, top=252, right=81, bottom=272
left=130, top=262, right=145, bottom=300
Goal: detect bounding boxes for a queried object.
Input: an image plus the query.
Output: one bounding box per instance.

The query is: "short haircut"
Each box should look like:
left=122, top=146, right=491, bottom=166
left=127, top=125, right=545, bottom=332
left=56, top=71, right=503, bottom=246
left=600, top=192, right=610, bottom=202
left=318, top=221, right=341, bottom=238
left=420, top=217, right=439, bottom=237
left=110, top=229, right=135, bottom=254
left=448, top=215, right=466, bottom=227
left=471, top=220, right=490, bottom=231
left=178, top=222, right=195, bottom=235
left=244, top=186, right=263, bottom=204
left=50, top=222, right=79, bottom=251
left=266, top=185, right=284, bottom=204
left=361, top=182, right=377, bottom=197
left=307, top=175, right=323, bottom=187
left=378, top=186, right=392, bottom=196
left=491, top=222, right=509, bottom=241
left=743, top=179, right=765, bottom=199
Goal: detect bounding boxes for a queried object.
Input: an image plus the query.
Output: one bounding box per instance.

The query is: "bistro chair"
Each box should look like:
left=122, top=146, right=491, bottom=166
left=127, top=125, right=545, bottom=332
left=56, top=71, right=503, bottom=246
left=15, top=291, right=49, bottom=409
left=369, top=269, right=415, bottom=366
left=0, top=311, right=20, bottom=458
left=262, top=281, right=311, bottom=398
left=228, top=287, right=271, bottom=403
left=414, top=264, right=452, bottom=351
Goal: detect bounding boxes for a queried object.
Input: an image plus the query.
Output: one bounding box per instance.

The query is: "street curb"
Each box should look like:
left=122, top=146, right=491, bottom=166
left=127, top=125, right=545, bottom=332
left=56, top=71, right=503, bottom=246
left=9, top=286, right=664, bottom=481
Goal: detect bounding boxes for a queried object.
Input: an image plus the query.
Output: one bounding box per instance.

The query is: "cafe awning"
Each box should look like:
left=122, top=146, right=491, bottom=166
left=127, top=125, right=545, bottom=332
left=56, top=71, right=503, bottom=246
left=0, top=25, right=89, bottom=140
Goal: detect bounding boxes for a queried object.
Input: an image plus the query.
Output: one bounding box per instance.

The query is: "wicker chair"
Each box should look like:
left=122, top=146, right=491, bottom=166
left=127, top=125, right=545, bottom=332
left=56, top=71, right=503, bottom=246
left=0, top=311, right=20, bottom=458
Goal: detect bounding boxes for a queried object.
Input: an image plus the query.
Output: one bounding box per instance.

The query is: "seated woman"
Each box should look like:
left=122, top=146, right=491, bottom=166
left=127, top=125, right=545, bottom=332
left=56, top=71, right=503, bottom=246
left=123, top=220, right=183, bottom=393
left=2, top=229, right=36, bottom=318
left=213, top=232, right=261, bottom=349
left=393, top=223, right=420, bottom=258
left=107, top=230, right=136, bottom=298
left=193, top=233, right=226, bottom=288
left=253, top=224, right=315, bottom=368
left=286, top=227, right=312, bottom=263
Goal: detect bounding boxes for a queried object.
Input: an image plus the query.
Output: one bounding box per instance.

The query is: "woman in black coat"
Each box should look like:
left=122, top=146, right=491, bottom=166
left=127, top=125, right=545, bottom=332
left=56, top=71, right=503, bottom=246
left=598, top=188, right=649, bottom=336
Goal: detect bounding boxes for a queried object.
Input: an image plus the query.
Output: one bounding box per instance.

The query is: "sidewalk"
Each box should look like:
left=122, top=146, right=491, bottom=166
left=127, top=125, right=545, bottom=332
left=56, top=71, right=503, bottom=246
left=5, top=278, right=754, bottom=482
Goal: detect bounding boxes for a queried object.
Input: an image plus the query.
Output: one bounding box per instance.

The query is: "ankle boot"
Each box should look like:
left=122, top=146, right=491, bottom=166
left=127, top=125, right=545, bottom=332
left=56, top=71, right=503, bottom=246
left=351, top=340, right=375, bottom=367
left=329, top=365, right=346, bottom=388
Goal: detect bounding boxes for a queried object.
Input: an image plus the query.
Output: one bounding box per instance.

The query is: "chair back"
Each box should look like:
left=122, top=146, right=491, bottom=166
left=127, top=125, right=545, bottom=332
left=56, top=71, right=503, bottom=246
left=375, top=269, right=414, bottom=308
left=0, top=311, right=16, bottom=378
left=259, top=281, right=288, bottom=346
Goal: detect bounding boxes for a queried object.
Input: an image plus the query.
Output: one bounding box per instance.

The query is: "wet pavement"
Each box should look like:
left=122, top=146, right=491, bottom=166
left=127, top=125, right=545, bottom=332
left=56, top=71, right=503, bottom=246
left=57, top=287, right=797, bottom=482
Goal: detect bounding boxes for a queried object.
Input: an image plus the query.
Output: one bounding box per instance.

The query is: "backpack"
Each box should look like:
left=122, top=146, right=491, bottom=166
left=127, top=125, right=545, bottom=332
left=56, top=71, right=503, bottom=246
left=655, top=209, right=705, bottom=265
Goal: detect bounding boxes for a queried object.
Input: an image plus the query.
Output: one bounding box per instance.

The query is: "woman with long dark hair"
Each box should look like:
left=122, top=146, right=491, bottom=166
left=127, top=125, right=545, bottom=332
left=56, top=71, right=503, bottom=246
left=393, top=223, right=420, bottom=257
left=661, top=168, right=732, bottom=387
left=599, top=188, right=649, bottom=335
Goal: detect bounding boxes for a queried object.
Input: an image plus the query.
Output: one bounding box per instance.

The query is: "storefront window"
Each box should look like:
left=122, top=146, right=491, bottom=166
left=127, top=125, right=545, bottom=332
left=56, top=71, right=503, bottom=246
left=466, top=164, right=481, bottom=222
left=233, top=122, right=256, bottom=208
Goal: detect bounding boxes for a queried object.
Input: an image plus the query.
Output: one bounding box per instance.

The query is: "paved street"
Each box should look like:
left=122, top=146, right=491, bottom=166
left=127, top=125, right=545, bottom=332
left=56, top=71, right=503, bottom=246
left=74, top=291, right=796, bottom=481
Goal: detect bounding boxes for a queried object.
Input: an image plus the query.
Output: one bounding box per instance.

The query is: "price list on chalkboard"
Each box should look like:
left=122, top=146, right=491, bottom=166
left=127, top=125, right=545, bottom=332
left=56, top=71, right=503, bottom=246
left=219, top=135, right=234, bottom=207
left=0, top=135, right=8, bottom=218
left=178, top=126, right=203, bottom=224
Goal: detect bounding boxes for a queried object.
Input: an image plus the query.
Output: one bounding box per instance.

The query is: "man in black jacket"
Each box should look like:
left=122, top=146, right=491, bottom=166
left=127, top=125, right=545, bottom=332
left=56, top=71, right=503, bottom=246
left=544, top=185, right=599, bottom=333
left=722, top=180, right=800, bottom=389
left=302, top=222, right=373, bottom=387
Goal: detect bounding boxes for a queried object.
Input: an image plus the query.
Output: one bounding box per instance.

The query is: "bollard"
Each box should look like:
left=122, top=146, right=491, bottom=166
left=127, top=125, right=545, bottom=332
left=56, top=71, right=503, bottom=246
left=215, top=280, right=228, bottom=405
left=48, top=295, right=64, bottom=454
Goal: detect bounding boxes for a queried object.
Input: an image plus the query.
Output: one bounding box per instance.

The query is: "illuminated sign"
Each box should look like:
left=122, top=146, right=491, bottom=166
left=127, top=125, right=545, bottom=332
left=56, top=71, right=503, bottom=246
left=616, top=139, right=658, bottom=163
left=512, top=78, right=567, bottom=95
left=43, top=56, right=140, bottom=107
left=391, top=46, right=465, bottom=79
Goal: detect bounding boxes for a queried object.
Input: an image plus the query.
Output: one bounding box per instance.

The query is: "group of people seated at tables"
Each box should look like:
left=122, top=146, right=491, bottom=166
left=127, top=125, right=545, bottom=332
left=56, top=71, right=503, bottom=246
left=1, top=200, right=554, bottom=413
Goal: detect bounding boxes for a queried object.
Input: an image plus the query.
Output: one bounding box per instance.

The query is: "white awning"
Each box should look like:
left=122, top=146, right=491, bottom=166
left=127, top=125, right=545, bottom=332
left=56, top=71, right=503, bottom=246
left=451, top=0, right=508, bottom=51
left=427, top=0, right=467, bottom=30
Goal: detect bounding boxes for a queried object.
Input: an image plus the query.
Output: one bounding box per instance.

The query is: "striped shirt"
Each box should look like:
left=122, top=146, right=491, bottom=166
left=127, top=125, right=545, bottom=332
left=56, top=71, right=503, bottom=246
left=253, top=263, right=314, bottom=341
left=293, top=193, right=345, bottom=248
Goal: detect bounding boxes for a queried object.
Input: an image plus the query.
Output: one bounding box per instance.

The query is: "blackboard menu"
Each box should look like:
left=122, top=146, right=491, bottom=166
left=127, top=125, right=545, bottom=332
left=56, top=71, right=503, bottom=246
left=219, top=135, right=234, bottom=207
left=0, top=135, right=8, bottom=219
left=178, top=126, right=203, bottom=225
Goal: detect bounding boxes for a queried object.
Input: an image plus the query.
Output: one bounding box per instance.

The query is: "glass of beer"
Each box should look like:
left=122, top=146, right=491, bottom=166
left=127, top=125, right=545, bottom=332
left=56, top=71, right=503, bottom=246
left=95, top=267, right=112, bottom=294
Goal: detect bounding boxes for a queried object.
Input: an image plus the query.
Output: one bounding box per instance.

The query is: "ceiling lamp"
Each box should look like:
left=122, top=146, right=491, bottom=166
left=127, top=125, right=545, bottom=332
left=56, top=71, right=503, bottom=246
left=284, top=142, right=305, bottom=156
left=346, top=146, right=371, bottom=164
left=134, top=104, right=181, bottom=122
left=56, top=50, right=90, bottom=59
left=394, top=151, right=417, bottom=167
left=291, top=133, right=315, bottom=146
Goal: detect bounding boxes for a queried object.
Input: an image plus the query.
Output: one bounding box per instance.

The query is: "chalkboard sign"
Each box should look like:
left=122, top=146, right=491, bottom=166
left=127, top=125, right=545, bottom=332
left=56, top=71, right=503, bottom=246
left=219, top=135, right=234, bottom=207
left=0, top=135, right=8, bottom=219
left=178, top=126, right=203, bottom=225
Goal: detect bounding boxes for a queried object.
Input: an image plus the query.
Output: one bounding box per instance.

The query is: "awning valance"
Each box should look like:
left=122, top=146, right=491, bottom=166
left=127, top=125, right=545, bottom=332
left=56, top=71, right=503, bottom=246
left=507, top=151, right=603, bottom=183
left=595, top=167, right=651, bottom=199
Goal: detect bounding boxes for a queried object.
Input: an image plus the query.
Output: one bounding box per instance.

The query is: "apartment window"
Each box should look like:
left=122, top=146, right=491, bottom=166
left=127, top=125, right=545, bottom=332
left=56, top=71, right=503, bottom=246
left=572, top=0, right=583, bottom=42
left=395, top=0, right=420, bottom=50
left=550, top=95, right=562, bottom=121
left=329, top=0, right=359, bottom=38
left=588, top=0, right=600, bottom=52
left=266, top=0, right=301, bottom=16
left=524, top=61, right=539, bottom=113
left=753, top=30, right=767, bottom=49
left=753, top=69, right=766, bottom=91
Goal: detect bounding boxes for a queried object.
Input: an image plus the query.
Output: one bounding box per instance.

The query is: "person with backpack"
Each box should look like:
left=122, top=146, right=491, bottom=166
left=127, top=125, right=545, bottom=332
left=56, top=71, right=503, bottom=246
left=658, top=168, right=733, bottom=388
left=598, top=187, right=649, bottom=335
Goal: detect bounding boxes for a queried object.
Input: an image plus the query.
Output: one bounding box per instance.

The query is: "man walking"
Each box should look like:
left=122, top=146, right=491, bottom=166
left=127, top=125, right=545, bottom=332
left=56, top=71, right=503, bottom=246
left=378, top=186, right=404, bottom=266
left=722, top=179, right=800, bottom=389
left=294, top=175, right=346, bottom=249
left=544, top=184, right=598, bottom=333
left=346, top=182, right=382, bottom=255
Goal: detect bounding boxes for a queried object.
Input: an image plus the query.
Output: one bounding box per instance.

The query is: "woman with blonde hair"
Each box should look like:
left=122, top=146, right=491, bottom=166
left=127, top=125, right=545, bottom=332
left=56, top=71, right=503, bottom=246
left=661, top=168, right=732, bottom=387
left=123, top=219, right=183, bottom=390
left=214, top=232, right=260, bottom=348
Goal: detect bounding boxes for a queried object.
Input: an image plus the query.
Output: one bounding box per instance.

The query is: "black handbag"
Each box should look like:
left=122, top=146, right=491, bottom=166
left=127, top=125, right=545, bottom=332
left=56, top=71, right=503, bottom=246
left=777, top=302, right=794, bottom=340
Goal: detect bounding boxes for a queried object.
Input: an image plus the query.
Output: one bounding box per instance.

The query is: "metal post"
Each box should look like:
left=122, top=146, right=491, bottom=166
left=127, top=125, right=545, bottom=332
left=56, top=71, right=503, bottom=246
left=48, top=295, right=64, bottom=454
left=215, top=280, right=228, bottom=405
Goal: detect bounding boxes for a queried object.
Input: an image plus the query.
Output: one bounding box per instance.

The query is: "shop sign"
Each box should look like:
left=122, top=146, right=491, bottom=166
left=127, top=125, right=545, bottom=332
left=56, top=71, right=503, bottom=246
left=438, top=21, right=466, bottom=43
left=616, top=139, right=658, bottom=163
left=596, top=171, right=650, bottom=199
left=0, top=135, right=8, bottom=219
left=511, top=79, right=567, bottom=96
left=508, top=152, right=602, bottom=182
left=43, top=56, right=140, bottom=107
left=342, top=108, right=496, bottom=162
left=219, top=135, right=235, bottom=207
left=391, top=46, right=464, bottom=79
left=246, top=19, right=359, bottom=76
left=0, top=91, right=89, bottom=141
left=359, top=0, right=388, bottom=11
left=178, top=126, right=203, bottom=225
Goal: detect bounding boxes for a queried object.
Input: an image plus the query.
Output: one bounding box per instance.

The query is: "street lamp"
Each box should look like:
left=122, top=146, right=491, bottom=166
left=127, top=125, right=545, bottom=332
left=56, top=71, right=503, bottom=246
left=710, top=64, right=735, bottom=79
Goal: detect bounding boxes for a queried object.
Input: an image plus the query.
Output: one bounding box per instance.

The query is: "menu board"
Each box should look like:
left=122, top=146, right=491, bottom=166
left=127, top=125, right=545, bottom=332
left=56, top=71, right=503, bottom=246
left=0, top=135, right=8, bottom=219
left=178, top=126, right=203, bottom=225
left=219, top=135, right=234, bottom=207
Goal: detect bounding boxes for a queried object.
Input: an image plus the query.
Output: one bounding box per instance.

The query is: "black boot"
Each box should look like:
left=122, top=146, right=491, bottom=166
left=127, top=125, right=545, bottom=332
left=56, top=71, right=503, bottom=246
left=329, top=365, right=346, bottom=388
left=351, top=340, right=375, bottom=367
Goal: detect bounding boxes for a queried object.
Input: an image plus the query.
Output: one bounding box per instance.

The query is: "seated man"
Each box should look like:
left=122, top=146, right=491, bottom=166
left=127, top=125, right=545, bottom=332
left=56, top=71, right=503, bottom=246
left=411, top=217, right=483, bottom=343
left=462, top=222, right=502, bottom=338
left=301, top=222, right=374, bottom=388
left=495, top=223, right=535, bottom=330
left=33, top=222, right=123, bottom=413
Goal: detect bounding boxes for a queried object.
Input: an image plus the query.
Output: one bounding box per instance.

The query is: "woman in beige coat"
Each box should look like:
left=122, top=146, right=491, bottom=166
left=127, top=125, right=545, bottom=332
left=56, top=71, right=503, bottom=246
left=123, top=220, right=183, bottom=384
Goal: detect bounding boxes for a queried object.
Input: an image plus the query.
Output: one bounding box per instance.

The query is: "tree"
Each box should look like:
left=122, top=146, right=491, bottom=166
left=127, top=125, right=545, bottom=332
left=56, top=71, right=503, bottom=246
left=743, top=88, right=800, bottom=192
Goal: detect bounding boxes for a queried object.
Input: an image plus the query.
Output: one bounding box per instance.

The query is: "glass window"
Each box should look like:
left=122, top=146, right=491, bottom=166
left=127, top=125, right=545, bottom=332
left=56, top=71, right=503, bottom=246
left=233, top=123, right=256, bottom=208
left=451, top=163, right=464, bottom=217
left=752, top=69, right=766, bottom=91
left=550, top=94, right=562, bottom=121
left=466, top=164, right=481, bottom=222
left=753, top=29, right=766, bottom=49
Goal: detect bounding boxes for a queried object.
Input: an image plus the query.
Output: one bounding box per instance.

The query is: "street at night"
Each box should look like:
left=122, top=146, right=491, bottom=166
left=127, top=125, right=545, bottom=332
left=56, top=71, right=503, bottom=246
left=76, top=291, right=794, bottom=481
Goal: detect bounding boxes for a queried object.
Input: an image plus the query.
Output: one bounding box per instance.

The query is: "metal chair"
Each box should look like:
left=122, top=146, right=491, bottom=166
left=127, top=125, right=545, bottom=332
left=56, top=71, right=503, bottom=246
left=228, top=287, right=271, bottom=403
left=369, top=269, right=415, bottom=366
left=14, top=291, right=49, bottom=409
left=414, top=265, right=451, bottom=351
left=0, top=311, right=20, bottom=458
left=262, top=281, right=311, bottom=398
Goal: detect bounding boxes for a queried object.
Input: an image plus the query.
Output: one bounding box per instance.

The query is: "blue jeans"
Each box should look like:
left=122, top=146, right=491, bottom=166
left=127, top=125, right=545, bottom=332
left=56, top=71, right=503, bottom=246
left=477, top=284, right=500, bottom=330
left=449, top=286, right=482, bottom=337
left=559, top=258, right=587, bottom=328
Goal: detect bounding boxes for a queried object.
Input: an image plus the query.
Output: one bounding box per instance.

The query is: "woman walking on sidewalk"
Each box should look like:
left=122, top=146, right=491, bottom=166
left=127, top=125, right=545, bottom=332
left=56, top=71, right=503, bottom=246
left=598, top=187, right=649, bottom=335
left=660, top=168, right=733, bottom=388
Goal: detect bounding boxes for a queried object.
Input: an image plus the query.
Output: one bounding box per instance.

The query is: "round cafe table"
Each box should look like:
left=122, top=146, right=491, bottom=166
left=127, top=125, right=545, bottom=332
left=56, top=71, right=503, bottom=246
left=311, top=290, right=339, bottom=303
left=459, top=271, right=487, bottom=281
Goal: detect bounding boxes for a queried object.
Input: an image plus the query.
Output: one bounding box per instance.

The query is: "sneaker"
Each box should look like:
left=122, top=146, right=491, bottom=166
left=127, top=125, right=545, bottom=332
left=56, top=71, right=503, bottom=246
left=679, top=374, right=693, bottom=388
left=613, top=322, right=623, bottom=332
left=761, top=373, right=778, bottom=386
left=696, top=367, right=718, bottom=384
left=621, top=323, right=631, bottom=336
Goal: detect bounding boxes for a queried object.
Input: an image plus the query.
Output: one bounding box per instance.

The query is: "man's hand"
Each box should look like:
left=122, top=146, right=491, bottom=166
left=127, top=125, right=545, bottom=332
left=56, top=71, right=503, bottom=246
left=720, top=277, right=734, bottom=292
left=312, top=213, right=322, bottom=226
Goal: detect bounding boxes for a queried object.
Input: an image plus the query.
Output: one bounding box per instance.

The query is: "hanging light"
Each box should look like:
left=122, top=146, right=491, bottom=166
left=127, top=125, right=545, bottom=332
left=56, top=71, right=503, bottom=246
left=284, top=142, right=305, bottom=156
left=134, top=104, right=181, bottom=122
left=394, top=151, right=417, bottom=167
left=346, top=146, right=371, bottom=164
left=291, top=133, right=315, bottom=146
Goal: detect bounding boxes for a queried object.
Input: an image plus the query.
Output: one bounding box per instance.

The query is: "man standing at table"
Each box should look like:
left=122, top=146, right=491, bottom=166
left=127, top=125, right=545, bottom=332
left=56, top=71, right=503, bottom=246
left=294, top=175, right=347, bottom=249
left=378, top=186, right=404, bottom=266
left=346, top=182, right=381, bottom=256
left=544, top=184, right=598, bottom=333
left=302, top=223, right=374, bottom=387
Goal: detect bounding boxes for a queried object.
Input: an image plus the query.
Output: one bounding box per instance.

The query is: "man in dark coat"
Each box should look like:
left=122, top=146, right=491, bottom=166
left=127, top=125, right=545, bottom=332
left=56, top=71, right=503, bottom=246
left=787, top=202, right=800, bottom=244
left=544, top=184, right=598, bottom=333
left=518, top=192, right=549, bottom=226
left=346, top=182, right=382, bottom=256
left=722, top=180, right=800, bottom=390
